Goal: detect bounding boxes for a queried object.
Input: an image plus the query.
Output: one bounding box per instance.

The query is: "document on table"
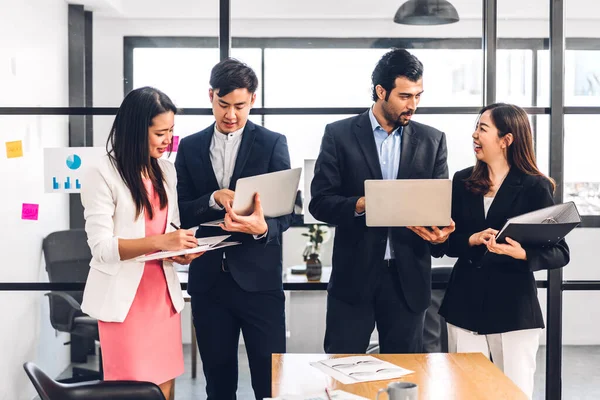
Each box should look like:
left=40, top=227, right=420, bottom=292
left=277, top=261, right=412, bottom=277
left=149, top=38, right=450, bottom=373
left=265, top=389, right=369, bottom=400
left=310, top=355, right=413, bottom=384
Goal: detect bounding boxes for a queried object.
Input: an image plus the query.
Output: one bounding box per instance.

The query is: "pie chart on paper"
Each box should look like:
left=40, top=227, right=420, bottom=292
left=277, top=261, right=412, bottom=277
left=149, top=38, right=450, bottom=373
left=66, top=154, right=82, bottom=170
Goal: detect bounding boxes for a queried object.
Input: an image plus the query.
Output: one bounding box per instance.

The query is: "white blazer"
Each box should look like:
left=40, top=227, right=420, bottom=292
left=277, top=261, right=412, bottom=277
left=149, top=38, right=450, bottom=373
left=80, top=154, right=184, bottom=322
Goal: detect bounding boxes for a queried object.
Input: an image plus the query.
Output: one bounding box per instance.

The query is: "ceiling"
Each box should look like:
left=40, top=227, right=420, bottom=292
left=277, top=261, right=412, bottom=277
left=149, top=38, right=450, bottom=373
left=69, top=0, right=595, bottom=20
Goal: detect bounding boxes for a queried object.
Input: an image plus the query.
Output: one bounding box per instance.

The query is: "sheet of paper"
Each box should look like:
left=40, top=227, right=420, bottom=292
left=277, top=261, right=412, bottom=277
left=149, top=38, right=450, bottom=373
left=169, top=136, right=179, bottom=152
left=6, top=140, right=23, bottom=158
left=44, top=147, right=105, bottom=193
left=265, top=389, right=369, bottom=400
left=315, top=355, right=413, bottom=384
left=21, top=203, right=39, bottom=221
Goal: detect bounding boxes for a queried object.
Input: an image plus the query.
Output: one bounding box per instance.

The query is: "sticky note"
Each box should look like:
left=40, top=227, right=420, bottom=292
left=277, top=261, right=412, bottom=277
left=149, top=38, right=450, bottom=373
left=6, top=140, right=23, bottom=158
left=169, top=136, right=180, bottom=152
left=22, top=203, right=39, bottom=221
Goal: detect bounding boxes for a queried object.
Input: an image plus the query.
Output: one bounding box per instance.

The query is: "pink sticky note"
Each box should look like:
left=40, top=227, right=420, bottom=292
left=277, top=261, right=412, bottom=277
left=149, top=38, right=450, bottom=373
left=169, top=136, right=180, bottom=152
left=22, top=203, right=39, bottom=221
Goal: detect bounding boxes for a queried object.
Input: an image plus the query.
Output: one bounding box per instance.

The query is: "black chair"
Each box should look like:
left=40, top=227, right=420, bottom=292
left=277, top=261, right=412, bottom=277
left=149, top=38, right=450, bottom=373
left=42, top=229, right=101, bottom=382
left=23, top=362, right=165, bottom=400
left=423, top=265, right=454, bottom=353
left=366, top=265, right=454, bottom=354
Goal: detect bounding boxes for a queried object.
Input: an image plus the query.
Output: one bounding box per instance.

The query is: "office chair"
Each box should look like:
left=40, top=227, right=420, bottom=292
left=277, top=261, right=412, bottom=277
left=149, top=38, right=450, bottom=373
left=23, top=362, right=165, bottom=400
left=423, top=265, right=454, bottom=353
left=42, top=229, right=101, bottom=382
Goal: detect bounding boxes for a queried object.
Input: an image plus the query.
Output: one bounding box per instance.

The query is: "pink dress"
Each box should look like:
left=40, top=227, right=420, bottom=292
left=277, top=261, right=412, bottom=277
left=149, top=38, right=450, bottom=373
left=98, top=178, right=184, bottom=385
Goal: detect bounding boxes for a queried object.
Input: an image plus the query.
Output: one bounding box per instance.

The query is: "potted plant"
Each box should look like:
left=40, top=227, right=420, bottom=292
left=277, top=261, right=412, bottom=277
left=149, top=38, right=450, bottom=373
left=302, top=224, right=327, bottom=281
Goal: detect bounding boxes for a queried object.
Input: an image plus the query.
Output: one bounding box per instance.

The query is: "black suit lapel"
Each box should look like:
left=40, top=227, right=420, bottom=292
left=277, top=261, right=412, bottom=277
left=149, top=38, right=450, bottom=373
left=198, top=126, right=219, bottom=190
left=353, top=111, right=382, bottom=180
left=397, top=123, right=419, bottom=179
left=485, top=167, right=524, bottom=226
left=229, top=121, right=257, bottom=189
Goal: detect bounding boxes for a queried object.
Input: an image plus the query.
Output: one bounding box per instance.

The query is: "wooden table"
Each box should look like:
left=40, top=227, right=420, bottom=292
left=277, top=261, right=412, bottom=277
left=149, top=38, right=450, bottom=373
left=272, top=353, right=527, bottom=399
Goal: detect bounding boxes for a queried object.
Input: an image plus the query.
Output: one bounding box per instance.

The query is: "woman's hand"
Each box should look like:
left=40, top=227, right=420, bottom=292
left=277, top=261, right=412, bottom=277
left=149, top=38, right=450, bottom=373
left=468, top=228, right=499, bottom=247
left=486, top=236, right=527, bottom=260
left=158, top=229, right=198, bottom=251
left=165, top=252, right=205, bottom=265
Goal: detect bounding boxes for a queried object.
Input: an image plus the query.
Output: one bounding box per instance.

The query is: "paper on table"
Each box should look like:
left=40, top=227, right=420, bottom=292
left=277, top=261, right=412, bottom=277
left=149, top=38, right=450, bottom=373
left=265, top=389, right=369, bottom=400
left=309, top=362, right=356, bottom=385
left=314, top=355, right=413, bottom=384
left=135, top=235, right=238, bottom=262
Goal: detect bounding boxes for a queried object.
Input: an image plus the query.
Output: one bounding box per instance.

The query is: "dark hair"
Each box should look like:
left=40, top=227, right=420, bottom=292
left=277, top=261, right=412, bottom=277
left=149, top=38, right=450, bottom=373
left=209, top=58, right=258, bottom=97
left=106, top=86, right=177, bottom=219
left=465, top=103, right=555, bottom=195
left=371, top=49, right=423, bottom=102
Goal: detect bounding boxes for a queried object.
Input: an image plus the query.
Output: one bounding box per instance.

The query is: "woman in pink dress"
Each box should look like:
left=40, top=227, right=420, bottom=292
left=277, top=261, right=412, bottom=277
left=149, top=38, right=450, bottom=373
left=80, top=87, right=203, bottom=400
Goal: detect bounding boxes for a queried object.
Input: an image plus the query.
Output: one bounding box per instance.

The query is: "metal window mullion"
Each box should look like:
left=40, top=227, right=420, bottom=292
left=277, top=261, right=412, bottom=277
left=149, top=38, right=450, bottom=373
left=483, top=0, right=497, bottom=106
left=219, top=0, right=231, bottom=61
left=546, top=0, right=566, bottom=399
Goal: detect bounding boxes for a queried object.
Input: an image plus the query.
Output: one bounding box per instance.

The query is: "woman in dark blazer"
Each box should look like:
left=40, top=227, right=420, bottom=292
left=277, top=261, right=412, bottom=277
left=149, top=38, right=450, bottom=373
left=438, top=103, right=570, bottom=399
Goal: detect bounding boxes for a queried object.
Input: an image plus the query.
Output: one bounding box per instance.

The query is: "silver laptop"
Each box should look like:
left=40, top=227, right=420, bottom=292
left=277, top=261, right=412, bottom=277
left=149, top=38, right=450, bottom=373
left=201, top=168, right=302, bottom=227
left=365, top=179, right=452, bottom=227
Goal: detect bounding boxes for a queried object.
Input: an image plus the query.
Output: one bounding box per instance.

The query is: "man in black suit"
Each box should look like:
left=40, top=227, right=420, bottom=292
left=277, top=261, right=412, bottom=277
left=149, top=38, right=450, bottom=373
left=309, top=49, right=455, bottom=354
left=175, top=59, right=291, bottom=400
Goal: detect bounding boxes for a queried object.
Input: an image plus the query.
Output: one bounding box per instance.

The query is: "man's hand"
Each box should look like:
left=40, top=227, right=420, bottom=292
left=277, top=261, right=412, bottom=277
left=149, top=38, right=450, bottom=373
left=355, top=197, right=366, bottom=214
left=408, top=219, right=456, bottom=244
left=486, top=235, right=527, bottom=260
left=214, top=189, right=235, bottom=208
left=220, top=193, right=268, bottom=236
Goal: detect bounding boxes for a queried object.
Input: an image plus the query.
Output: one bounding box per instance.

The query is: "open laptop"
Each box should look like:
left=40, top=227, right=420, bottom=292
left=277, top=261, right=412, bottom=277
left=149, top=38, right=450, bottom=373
left=201, top=168, right=302, bottom=227
left=364, top=179, right=452, bottom=227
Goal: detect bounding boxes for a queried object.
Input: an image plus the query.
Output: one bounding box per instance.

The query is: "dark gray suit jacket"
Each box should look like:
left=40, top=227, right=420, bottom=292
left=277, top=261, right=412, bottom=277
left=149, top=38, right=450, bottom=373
left=309, top=111, right=448, bottom=312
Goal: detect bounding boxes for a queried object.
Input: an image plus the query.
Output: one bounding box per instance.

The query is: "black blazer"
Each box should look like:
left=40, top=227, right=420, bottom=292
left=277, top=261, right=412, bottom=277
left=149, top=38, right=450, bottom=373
left=175, top=121, right=292, bottom=294
left=439, top=167, right=570, bottom=334
left=309, top=111, right=448, bottom=312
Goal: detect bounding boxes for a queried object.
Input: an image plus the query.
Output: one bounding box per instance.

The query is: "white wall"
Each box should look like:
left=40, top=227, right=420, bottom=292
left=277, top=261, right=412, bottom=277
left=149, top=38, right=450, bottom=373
left=0, top=0, right=71, bottom=399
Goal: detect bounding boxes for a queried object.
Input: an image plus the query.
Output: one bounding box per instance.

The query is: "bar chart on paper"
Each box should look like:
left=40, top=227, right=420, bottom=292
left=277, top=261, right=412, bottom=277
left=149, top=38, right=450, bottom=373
left=44, top=147, right=104, bottom=193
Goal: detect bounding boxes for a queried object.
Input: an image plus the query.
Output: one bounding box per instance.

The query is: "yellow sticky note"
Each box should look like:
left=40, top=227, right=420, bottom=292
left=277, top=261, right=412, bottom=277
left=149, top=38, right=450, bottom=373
left=6, top=140, right=23, bottom=158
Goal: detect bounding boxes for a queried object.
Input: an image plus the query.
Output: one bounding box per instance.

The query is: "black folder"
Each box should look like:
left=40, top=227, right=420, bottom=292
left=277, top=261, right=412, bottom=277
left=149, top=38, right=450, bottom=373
left=495, top=201, right=581, bottom=246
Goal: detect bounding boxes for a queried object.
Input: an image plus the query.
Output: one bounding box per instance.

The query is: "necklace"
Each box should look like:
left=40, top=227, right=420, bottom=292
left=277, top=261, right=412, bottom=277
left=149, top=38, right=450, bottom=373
left=487, top=168, right=510, bottom=197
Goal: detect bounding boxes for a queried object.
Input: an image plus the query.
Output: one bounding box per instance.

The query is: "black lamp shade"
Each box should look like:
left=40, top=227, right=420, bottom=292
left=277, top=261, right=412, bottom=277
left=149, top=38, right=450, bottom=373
left=394, top=0, right=460, bottom=25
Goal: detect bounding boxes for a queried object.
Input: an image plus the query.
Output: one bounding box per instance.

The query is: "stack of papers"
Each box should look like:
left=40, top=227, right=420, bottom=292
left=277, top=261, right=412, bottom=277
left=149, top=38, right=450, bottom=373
left=310, top=356, right=413, bottom=384
left=266, top=389, right=368, bottom=400
left=135, top=235, right=240, bottom=262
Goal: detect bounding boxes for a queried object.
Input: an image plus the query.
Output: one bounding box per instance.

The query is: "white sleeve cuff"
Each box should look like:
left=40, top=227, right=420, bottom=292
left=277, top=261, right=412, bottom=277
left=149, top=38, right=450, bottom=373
left=209, top=191, right=224, bottom=210
left=253, top=229, right=268, bottom=240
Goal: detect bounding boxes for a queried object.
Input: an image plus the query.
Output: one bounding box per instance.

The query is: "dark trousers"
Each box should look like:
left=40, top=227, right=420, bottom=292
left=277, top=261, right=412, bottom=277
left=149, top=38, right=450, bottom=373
left=191, top=268, right=286, bottom=400
left=324, top=260, right=425, bottom=354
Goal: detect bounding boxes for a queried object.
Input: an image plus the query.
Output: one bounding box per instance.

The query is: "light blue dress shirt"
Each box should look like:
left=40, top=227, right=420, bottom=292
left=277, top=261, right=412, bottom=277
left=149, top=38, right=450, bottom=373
left=368, top=107, right=403, bottom=260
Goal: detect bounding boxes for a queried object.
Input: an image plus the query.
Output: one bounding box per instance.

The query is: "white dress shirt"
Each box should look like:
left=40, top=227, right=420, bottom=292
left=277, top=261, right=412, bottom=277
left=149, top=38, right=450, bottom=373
left=209, top=125, right=244, bottom=196
left=207, top=124, right=267, bottom=240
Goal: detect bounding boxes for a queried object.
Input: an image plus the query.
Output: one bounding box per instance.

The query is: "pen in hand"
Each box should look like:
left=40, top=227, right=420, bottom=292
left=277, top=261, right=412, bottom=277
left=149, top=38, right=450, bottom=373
left=170, top=222, right=181, bottom=230
left=325, top=387, right=333, bottom=400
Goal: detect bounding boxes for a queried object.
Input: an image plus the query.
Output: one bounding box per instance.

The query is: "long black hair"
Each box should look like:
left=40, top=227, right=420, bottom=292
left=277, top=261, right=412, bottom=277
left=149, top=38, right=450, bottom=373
left=106, top=87, right=177, bottom=219
left=465, top=103, right=555, bottom=195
